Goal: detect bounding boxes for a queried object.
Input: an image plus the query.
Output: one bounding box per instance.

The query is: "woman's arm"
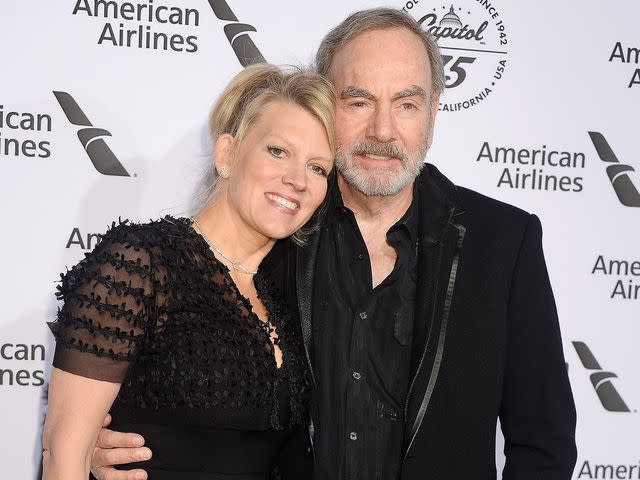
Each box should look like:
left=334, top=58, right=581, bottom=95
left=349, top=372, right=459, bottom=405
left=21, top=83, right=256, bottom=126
left=42, top=368, right=121, bottom=480
left=44, top=221, right=162, bottom=479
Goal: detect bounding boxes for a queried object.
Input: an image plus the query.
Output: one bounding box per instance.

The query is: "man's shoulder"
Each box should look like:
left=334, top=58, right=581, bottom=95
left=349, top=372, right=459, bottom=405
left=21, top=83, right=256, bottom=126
left=456, top=185, right=529, bottom=220
left=456, top=186, right=537, bottom=249
left=420, top=164, right=533, bottom=238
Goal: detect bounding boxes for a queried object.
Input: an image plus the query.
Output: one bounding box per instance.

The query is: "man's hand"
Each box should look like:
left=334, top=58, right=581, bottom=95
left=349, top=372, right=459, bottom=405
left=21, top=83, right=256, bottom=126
left=91, top=414, right=152, bottom=480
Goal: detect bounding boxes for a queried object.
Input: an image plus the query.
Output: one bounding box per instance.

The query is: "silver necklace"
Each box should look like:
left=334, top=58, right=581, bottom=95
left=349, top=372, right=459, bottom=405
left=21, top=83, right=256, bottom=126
left=190, top=217, right=258, bottom=275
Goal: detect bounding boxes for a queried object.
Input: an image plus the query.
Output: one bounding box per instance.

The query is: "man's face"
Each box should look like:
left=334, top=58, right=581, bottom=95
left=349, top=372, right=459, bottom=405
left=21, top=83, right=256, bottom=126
left=329, top=27, right=439, bottom=197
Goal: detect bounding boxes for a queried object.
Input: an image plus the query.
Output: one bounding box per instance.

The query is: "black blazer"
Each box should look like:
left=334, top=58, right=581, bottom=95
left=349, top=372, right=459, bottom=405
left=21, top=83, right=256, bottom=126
left=270, top=164, right=577, bottom=479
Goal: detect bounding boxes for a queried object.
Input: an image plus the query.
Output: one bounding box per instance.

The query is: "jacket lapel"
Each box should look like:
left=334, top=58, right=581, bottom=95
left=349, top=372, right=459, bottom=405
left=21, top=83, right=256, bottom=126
left=296, top=231, right=320, bottom=385
left=404, top=165, right=466, bottom=453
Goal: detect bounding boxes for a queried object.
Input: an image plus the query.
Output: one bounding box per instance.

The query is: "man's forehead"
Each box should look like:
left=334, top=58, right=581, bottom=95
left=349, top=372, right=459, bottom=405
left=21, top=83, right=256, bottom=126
left=328, top=28, right=431, bottom=89
left=333, top=28, right=428, bottom=60
left=330, top=59, right=431, bottom=95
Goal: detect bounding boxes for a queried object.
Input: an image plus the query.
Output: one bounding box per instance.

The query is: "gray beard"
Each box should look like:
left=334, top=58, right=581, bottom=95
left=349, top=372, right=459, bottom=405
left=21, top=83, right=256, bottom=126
left=335, top=146, right=428, bottom=197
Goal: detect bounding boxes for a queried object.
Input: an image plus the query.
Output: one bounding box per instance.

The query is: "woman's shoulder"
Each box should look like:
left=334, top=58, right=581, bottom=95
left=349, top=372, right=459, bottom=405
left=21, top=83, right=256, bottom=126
left=96, top=215, right=192, bottom=251
left=62, top=215, right=194, bottom=284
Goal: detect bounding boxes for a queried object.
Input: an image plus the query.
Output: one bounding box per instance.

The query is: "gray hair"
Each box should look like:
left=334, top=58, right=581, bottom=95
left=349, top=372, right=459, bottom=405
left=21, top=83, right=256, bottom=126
left=314, top=8, right=445, bottom=97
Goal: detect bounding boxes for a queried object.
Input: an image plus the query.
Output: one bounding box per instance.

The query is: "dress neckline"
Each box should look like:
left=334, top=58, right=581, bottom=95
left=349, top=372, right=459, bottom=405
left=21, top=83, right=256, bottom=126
left=179, top=216, right=285, bottom=371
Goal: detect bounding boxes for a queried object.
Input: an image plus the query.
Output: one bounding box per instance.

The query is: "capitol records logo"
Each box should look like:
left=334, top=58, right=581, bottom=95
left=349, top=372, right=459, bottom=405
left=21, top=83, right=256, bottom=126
left=402, top=1, right=508, bottom=112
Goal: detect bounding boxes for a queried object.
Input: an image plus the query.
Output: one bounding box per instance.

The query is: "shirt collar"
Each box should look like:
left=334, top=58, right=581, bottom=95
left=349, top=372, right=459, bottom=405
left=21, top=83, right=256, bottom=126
left=330, top=177, right=419, bottom=244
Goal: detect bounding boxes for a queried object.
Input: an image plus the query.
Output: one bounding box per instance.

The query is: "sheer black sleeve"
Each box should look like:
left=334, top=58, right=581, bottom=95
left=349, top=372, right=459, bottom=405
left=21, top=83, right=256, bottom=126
left=50, top=221, right=159, bottom=383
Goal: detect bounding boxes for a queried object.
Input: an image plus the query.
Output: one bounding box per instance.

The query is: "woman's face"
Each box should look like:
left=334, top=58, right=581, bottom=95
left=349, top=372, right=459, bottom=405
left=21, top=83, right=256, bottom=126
left=222, top=99, right=333, bottom=240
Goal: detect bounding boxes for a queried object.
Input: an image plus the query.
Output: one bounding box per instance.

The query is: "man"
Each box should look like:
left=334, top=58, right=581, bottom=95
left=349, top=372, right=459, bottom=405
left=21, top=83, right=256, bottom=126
left=88, top=8, right=577, bottom=479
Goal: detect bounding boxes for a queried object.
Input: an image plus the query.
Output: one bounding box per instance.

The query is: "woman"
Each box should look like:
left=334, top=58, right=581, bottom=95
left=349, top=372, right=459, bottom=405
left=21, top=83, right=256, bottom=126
left=42, top=64, right=335, bottom=480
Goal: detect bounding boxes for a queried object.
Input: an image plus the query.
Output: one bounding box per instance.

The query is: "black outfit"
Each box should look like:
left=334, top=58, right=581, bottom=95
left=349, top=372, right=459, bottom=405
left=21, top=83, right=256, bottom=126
left=276, top=164, right=577, bottom=479
left=312, top=184, right=418, bottom=479
left=50, top=216, right=309, bottom=480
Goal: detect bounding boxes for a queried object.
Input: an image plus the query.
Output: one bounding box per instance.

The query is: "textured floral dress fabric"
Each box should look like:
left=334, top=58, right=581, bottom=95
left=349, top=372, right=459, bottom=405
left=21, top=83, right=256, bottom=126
left=50, top=216, right=309, bottom=479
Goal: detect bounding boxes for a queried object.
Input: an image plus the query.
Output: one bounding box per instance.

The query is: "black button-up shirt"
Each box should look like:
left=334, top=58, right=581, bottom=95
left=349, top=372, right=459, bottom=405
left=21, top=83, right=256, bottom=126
left=312, top=185, right=419, bottom=479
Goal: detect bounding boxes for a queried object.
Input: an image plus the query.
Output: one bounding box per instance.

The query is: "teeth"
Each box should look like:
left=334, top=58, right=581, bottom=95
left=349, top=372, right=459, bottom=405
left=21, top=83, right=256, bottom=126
left=266, top=193, right=299, bottom=210
left=365, top=154, right=389, bottom=161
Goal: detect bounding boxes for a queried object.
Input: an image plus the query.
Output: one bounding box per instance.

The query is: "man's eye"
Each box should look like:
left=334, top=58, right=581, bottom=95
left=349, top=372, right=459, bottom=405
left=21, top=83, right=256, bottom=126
left=402, top=103, right=417, bottom=110
left=268, top=146, right=285, bottom=157
left=350, top=101, right=367, bottom=108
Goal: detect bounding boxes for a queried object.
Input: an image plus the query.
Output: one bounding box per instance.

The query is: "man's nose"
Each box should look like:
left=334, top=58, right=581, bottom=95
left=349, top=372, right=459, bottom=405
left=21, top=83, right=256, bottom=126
left=367, top=104, right=396, bottom=143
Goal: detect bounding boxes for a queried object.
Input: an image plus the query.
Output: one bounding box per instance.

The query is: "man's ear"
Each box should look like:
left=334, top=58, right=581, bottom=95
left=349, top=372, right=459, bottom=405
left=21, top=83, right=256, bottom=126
left=214, top=133, right=235, bottom=177
left=426, top=93, right=440, bottom=148
left=430, top=93, right=440, bottom=123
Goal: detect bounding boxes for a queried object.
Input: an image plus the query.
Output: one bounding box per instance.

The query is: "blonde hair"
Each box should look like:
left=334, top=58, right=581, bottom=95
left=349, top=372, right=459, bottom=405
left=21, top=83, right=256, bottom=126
left=205, top=64, right=336, bottom=244
left=210, top=63, right=336, bottom=154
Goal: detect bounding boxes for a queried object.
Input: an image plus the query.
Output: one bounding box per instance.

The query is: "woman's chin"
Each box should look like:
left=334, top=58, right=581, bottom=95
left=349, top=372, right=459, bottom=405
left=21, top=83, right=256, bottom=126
left=258, top=224, right=301, bottom=241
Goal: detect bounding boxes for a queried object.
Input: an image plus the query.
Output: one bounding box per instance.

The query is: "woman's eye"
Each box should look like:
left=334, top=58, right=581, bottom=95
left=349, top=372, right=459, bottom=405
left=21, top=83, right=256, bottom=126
left=268, top=146, right=285, bottom=157
left=310, top=164, right=328, bottom=177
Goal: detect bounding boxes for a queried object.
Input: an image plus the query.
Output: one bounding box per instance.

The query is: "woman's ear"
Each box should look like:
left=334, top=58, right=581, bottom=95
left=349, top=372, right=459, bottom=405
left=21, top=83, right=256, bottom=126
left=214, top=133, right=234, bottom=178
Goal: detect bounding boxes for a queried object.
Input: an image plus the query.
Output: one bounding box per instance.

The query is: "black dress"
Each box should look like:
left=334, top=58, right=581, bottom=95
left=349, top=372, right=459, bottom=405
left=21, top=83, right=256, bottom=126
left=49, top=216, right=309, bottom=480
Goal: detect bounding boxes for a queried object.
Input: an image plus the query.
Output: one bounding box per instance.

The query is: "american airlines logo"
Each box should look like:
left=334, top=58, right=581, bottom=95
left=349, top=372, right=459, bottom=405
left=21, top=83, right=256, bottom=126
left=53, top=91, right=129, bottom=177
left=208, top=0, right=266, bottom=67
left=572, top=341, right=631, bottom=412
left=588, top=131, right=640, bottom=207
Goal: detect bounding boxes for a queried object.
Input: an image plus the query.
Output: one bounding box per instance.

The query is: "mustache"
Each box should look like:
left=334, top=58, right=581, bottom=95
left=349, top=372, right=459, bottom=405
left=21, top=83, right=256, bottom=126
left=350, top=141, right=408, bottom=162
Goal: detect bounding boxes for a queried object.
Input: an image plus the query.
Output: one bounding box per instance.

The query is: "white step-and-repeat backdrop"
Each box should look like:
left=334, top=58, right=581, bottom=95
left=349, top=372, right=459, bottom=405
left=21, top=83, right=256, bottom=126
left=1, top=1, right=638, bottom=478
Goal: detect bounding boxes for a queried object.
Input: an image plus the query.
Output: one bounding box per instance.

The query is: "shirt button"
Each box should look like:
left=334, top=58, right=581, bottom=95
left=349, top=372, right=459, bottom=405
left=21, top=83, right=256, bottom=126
left=359, top=312, right=367, bottom=320
left=349, top=432, right=358, bottom=441
left=352, top=371, right=361, bottom=380
left=357, top=252, right=365, bottom=260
